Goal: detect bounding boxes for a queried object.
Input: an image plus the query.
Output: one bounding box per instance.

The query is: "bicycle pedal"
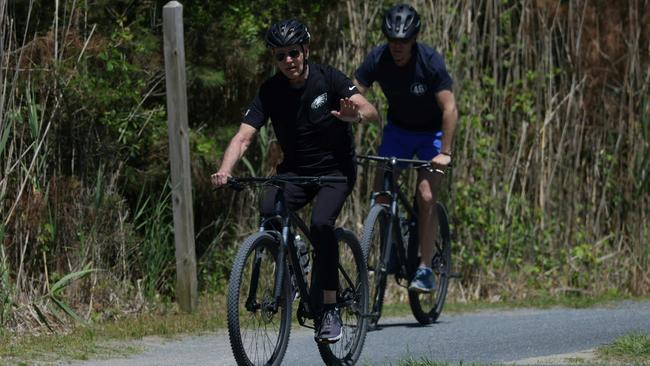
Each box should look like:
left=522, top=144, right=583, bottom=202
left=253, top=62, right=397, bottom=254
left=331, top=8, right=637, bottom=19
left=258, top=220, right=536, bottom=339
left=297, top=301, right=316, bottom=329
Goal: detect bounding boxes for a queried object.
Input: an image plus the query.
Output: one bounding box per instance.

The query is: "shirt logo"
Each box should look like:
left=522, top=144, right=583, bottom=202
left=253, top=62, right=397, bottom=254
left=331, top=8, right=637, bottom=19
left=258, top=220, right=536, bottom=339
left=410, top=82, right=427, bottom=96
left=348, top=85, right=356, bottom=91
left=311, top=93, right=328, bottom=109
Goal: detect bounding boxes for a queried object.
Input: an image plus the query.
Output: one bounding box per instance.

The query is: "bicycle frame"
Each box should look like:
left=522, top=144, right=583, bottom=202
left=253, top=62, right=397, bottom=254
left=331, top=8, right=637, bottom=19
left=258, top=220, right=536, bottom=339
left=369, top=161, right=419, bottom=280
left=356, top=155, right=455, bottom=327
left=248, top=185, right=317, bottom=317
left=237, top=175, right=348, bottom=324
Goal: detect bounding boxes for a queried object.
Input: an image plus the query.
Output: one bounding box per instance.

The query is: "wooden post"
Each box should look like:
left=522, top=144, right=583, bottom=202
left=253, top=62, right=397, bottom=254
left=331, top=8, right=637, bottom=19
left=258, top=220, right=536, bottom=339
left=163, top=1, right=197, bottom=313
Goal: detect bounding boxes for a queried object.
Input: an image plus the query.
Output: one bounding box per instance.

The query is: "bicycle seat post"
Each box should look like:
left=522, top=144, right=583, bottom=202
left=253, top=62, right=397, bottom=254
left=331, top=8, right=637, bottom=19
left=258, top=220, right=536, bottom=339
left=272, top=185, right=288, bottom=218
left=387, top=158, right=400, bottom=216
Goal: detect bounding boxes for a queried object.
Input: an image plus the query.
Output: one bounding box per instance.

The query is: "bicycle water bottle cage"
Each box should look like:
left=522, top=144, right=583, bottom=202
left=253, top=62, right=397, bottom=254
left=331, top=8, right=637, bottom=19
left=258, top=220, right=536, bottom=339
left=295, top=235, right=310, bottom=275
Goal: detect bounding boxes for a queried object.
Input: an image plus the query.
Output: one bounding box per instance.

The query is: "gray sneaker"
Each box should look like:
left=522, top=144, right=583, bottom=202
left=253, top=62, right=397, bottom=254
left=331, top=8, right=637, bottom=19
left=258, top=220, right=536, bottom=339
left=315, top=308, right=342, bottom=344
left=409, top=266, right=436, bottom=293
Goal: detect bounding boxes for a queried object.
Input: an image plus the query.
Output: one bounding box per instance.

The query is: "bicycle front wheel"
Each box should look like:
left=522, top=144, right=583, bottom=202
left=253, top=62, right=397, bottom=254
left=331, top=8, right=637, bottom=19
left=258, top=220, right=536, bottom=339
left=407, top=202, right=451, bottom=324
left=227, top=232, right=292, bottom=366
left=317, top=228, right=369, bottom=365
left=360, top=203, right=391, bottom=329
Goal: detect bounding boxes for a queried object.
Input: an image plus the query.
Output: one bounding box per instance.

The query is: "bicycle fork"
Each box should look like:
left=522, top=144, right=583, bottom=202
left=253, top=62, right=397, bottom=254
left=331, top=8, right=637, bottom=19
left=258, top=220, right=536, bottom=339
left=245, top=250, right=264, bottom=312
left=244, top=224, right=289, bottom=314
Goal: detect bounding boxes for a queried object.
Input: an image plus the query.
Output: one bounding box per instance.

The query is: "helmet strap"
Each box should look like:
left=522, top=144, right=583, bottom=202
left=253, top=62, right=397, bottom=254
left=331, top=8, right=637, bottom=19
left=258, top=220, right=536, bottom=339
left=299, top=44, right=308, bottom=77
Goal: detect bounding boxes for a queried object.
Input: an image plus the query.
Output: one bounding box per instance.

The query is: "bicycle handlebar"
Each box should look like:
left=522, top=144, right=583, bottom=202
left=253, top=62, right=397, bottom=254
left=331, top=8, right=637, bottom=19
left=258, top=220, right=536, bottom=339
left=356, top=154, right=452, bottom=170
left=225, top=175, right=348, bottom=190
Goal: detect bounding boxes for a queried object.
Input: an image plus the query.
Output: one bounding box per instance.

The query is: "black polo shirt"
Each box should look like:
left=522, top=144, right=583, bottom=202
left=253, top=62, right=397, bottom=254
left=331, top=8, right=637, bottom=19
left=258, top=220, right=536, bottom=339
left=355, top=43, right=453, bottom=132
left=243, top=62, right=359, bottom=174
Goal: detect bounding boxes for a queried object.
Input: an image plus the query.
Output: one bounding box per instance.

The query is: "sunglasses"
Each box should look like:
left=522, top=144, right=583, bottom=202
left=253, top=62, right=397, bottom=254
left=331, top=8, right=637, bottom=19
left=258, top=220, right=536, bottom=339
left=387, top=38, right=413, bottom=44
left=274, top=49, right=301, bottom=62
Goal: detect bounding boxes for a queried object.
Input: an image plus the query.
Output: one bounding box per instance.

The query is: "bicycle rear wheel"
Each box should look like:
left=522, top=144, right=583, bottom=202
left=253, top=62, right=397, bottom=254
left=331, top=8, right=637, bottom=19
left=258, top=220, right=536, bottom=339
left=227, top=232, right=292, bottom=366
left=407, top=202, right=451, bottom=324
left=359, top=204, right=390, bottom=329
left=317, top=228, right=369, bottom=365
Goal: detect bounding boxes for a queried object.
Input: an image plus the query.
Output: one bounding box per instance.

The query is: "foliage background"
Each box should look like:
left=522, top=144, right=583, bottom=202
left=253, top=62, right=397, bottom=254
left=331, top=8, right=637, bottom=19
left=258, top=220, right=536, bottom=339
left=0, top=0, right=648, bottom=333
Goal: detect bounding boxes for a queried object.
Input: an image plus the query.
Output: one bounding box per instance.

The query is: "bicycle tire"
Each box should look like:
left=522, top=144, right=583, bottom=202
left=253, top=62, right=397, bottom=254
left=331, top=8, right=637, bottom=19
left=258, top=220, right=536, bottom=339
left=359, top=204, right=391, bottom=329
left=227, top=232, right=292, bottom=366
left=317, top=228, right=369, bottom=365
left=407, top=202, right=451, bottom=324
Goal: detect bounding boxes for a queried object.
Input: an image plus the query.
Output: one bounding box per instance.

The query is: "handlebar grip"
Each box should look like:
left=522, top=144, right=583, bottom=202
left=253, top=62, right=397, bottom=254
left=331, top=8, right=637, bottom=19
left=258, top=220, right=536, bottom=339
left=226, top=177, right=245, bottom=191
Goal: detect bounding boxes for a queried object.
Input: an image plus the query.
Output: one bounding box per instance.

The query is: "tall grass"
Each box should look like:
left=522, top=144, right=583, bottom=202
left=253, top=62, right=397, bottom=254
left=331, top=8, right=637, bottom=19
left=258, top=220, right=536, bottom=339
left=0, top=1, right=164, bottom=333
left=0, top=224, right=11, bottom=332
left=133, top=178, right=174, bottom=297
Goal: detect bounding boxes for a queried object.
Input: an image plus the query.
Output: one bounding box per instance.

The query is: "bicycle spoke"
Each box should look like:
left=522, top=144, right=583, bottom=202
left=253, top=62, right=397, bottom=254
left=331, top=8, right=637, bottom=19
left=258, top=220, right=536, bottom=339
left=317, top=229, right=368, bottom=365
left=360, top=204, right=390, bottom=327
left=228, top=233, right=291, bottom=366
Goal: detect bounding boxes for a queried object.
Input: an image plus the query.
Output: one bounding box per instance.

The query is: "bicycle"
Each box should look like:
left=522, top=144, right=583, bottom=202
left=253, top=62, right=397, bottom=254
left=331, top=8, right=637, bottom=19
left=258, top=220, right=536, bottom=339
left=224, top=175, right=369, bottom=366
left=356, top=155, right=456, bottom=328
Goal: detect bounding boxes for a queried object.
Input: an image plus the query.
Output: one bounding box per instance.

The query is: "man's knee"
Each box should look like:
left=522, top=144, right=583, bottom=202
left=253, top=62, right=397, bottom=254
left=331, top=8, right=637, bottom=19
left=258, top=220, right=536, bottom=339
left=417, top=172, right=442, bottom=206
left=417, top=185, right=437, bottom=206
left=310, top=219, right=335, bottom=237
left=421, top=191, right=436, bottom=205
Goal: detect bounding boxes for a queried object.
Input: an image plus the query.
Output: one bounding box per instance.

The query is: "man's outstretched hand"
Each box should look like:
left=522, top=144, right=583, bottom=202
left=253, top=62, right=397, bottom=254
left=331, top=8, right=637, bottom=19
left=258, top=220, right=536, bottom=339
left=331, top=98, right=361, bottom=123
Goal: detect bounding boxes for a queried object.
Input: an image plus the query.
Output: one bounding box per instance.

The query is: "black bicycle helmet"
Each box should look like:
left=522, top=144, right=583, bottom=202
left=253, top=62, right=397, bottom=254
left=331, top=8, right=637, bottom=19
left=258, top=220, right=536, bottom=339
left=265, top=19, right=310, bottom=48
left=382, top=4, right=421, bottom=40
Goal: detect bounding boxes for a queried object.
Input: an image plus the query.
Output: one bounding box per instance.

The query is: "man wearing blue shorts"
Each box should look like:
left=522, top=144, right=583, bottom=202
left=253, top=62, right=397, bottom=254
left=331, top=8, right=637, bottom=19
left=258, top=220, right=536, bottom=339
left=354, top=4, right=458, bottom=293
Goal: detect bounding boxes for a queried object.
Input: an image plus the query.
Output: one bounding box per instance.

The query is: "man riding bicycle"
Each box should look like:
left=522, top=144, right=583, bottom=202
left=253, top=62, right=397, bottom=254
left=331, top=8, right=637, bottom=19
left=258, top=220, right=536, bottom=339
left=211, top=19, right=378, bottom=343
left=354, top=4, right=459, bottom=293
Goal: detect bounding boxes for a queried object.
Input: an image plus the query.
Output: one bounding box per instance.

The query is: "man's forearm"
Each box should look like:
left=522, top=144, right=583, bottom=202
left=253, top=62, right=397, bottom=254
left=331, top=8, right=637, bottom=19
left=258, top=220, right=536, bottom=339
left=359, top=103, right=379, bottom=124
left=440, top=108, right=458, bottom=154
left=219, top=136, right=250, bottom=174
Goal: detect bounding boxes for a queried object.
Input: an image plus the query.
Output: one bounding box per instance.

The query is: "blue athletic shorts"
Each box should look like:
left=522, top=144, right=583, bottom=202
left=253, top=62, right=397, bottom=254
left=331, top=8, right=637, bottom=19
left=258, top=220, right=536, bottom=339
left=377, top=123, right=443, bottom=162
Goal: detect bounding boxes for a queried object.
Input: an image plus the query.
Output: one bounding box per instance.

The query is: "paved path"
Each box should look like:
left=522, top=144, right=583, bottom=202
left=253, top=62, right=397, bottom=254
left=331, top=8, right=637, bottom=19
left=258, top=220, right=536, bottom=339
left=69, top=300, right=650, bottom=365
